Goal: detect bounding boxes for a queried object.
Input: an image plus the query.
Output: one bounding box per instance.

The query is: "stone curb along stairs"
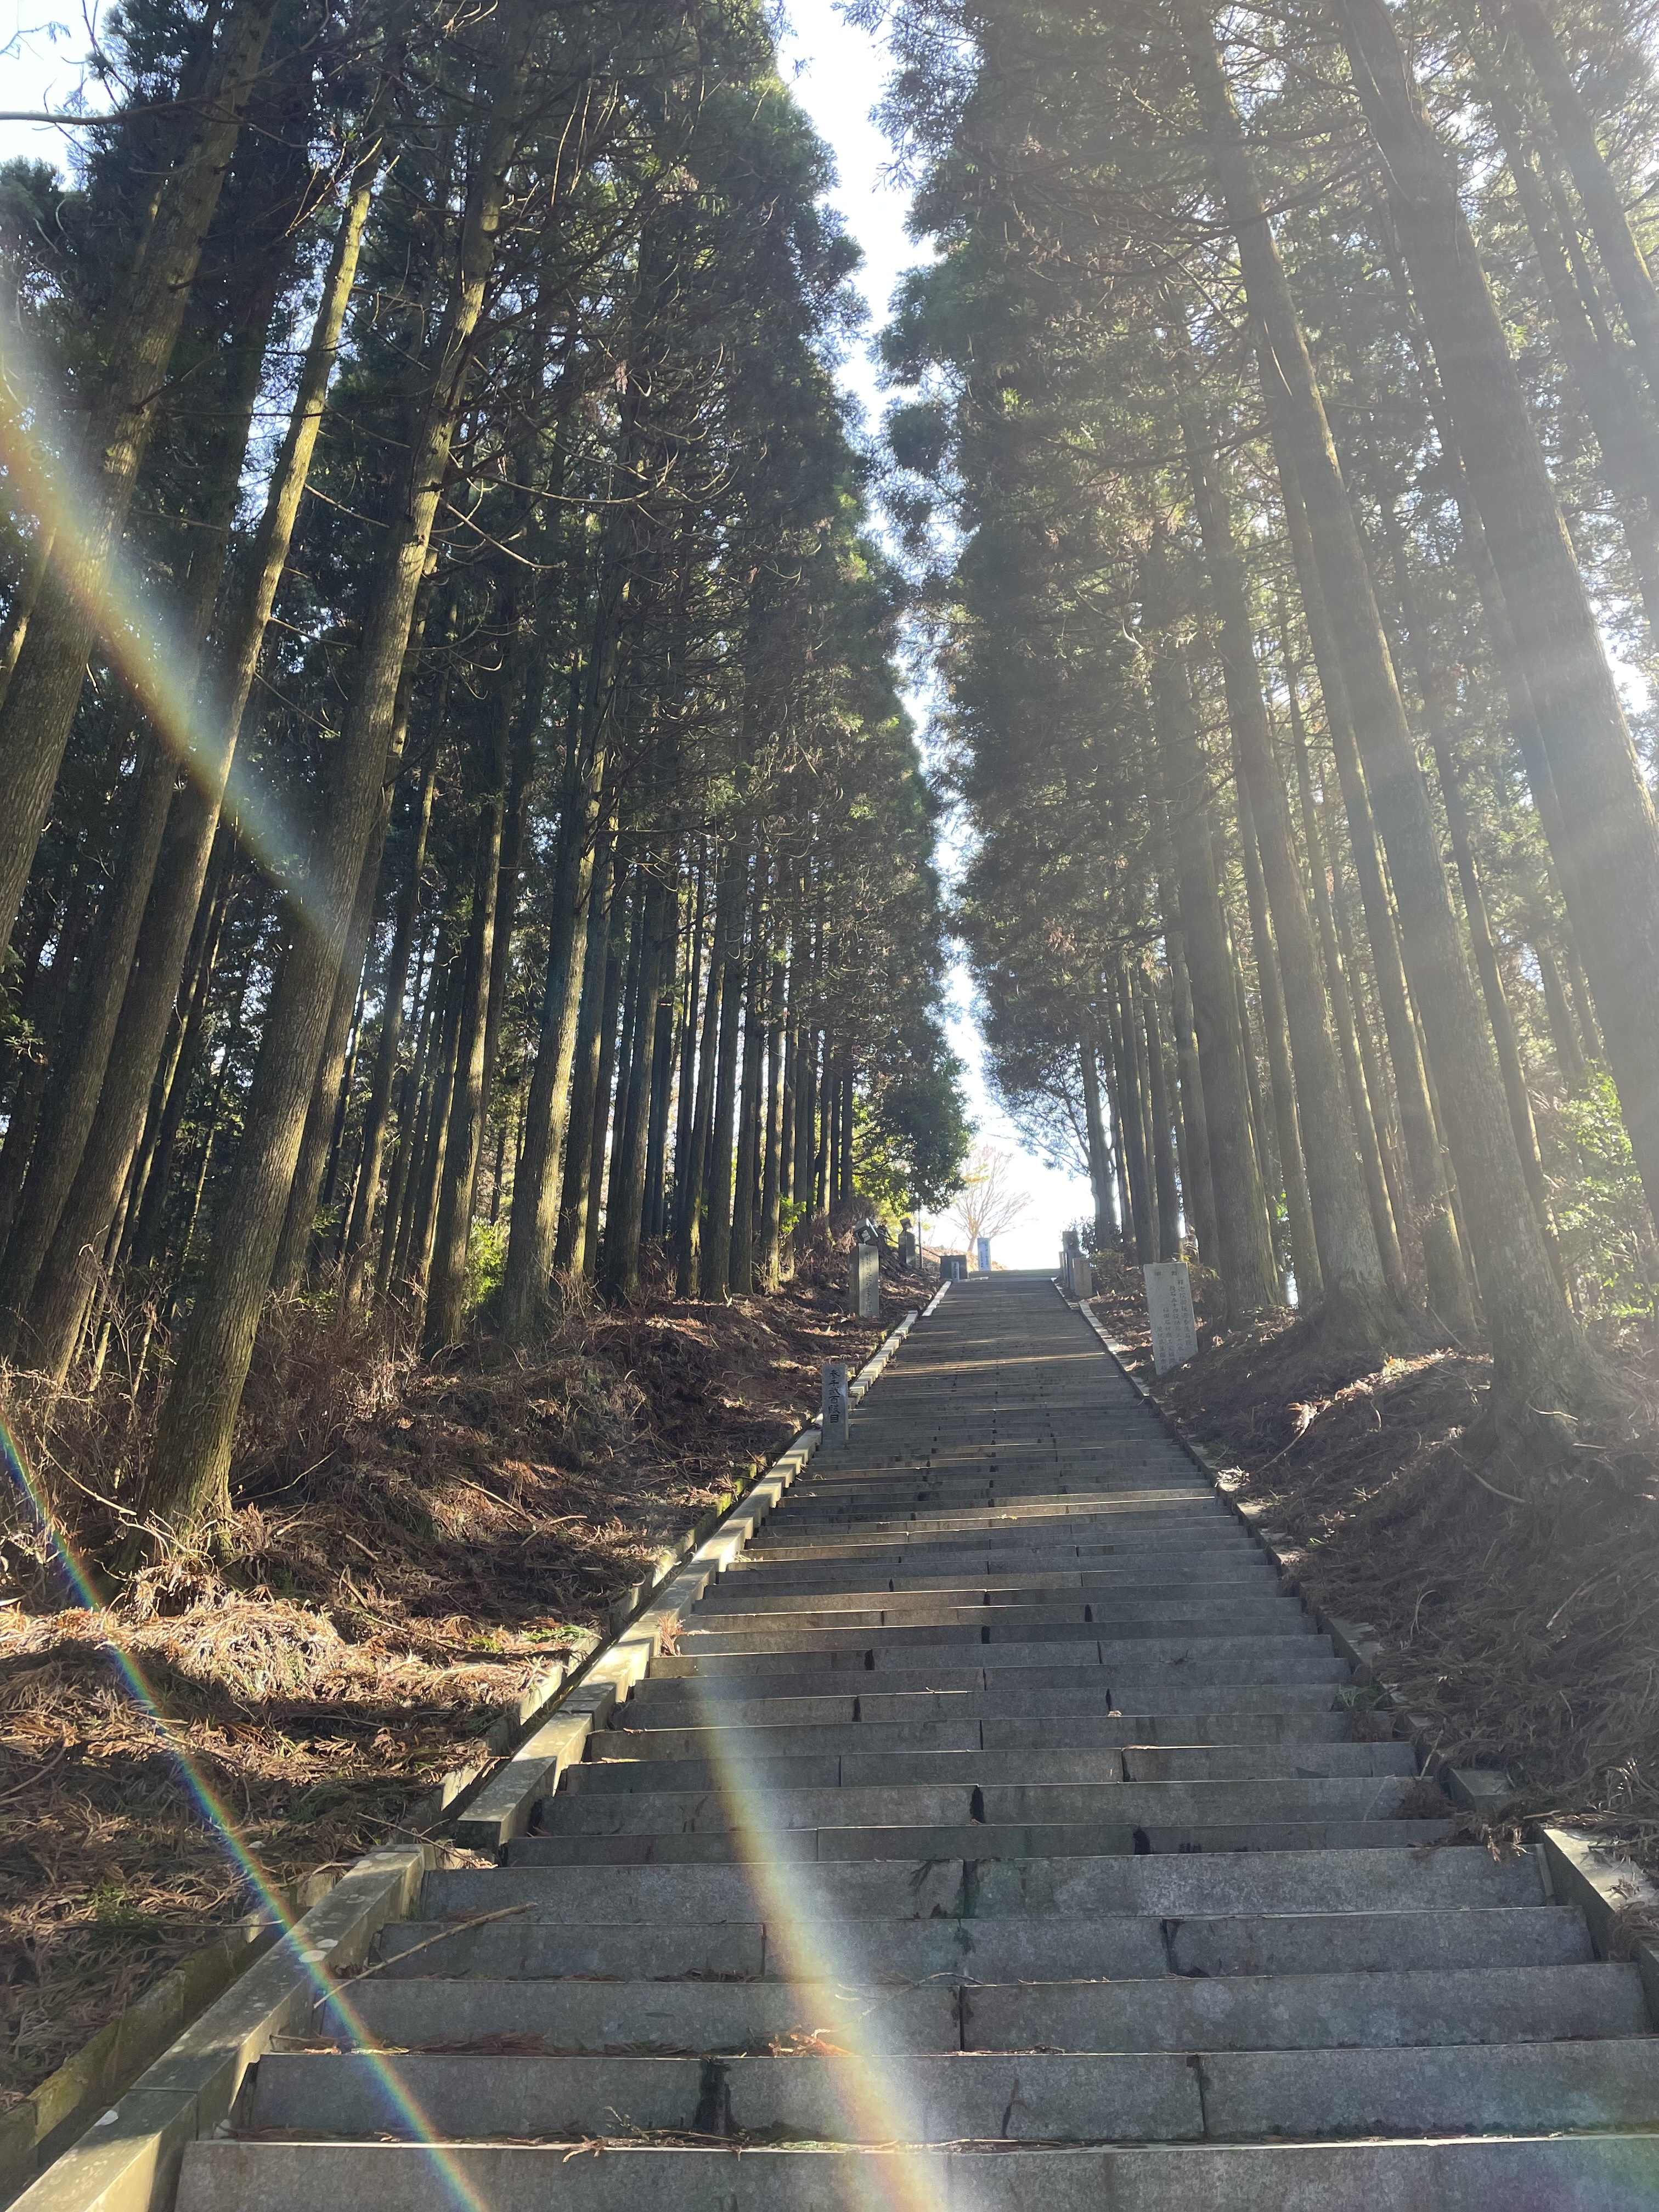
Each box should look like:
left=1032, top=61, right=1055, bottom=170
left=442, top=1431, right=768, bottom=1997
left=5, top=1299, right=930, bottom=2212
left=1056, top=1280, right=1659, bottom=1956
left=43, top=1272, right=1659, bottom=2210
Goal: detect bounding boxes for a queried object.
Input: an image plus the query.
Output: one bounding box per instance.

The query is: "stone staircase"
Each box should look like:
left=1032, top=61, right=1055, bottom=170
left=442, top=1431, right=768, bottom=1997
left=182, top=1271, right=1659, bottom=2207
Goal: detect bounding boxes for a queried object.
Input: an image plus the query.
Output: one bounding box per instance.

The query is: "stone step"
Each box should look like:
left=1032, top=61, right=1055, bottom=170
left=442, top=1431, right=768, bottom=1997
left=533, top=1775, right=1412, bottom=1835
left=725, top=1546, right=1267, bottom=1590
left=249, top=2036, right=1659, bottom=2144
left=695, top=1575, right=1283, bottom=1628
left=322, top=1976, right=959, bottom=2053
left=178, top=2131, right=1659, bottom=2208
left=370, top=1905, right=1587, bottom=1985
left=504, top=1817, right=1454, bottom=1865
left=567, top=1741, right=1412, bottom=1792
left=595, top=1711, right=1353, bottom=1759
left=749, top=1513, right=1228, bottom=1554
left=960, top=1961, right=1651, bottom=2052
left=675, top=1602, right=1310, bottom=1649
left=374, top=1913, right=1175, bottom=1983
left=746, top=1526, right=1238, bottom=1567
left=647, top=1638, right=1342, bottom=1683
left=321, top=1960, right=1643, bottom=2059
left=1164, top=1906, right=1594, bottom=1976
left=622, top=1679, right=1354, bottom=1729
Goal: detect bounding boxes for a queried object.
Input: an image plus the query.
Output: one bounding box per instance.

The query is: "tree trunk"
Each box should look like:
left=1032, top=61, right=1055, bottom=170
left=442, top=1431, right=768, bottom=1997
left=20, top=138, right=380, bottom=1385
left=1185, top=399, right=1391, bottom=1332
left=1142, top=585, right=1279, bottom=1317
left=1491, top=0, right=1659, bottom=368
left=1381, top=500, right=1558, bottom=1254
left=759, top=925, right=787, bottom=1290
left=1136, top=964, right=1181, bottom=1261
left=1284, top=654, right=1409, bottom=1304
left=729, top=904, right=767, bottom=1297
left=137, top=8, right=538, bottom=1536
left=605, top=862, right=671, bottom=1301
left=581, top=861, right=631, bottom=1279
left=1279, top=443, right=1475, bottom=1326
left=343, top=750, right=436, bottom=1302
left=0, top=0, right=285, bottom=964
left=1233, top=771, right=1320, bottom=1306
left=1105, top=951, right=1154, bottom=1264
left=699, top=854, right=748, bottom=1299
left=424, top=772, right=506, bottom=1349
left=1342, top=0, right=1659, bottom=1243
left=273, top=798, right=391, bottom=1292
left=1185, top=0, right=1585, bottom=1436
left=676, top=933, right=722, bottom=1295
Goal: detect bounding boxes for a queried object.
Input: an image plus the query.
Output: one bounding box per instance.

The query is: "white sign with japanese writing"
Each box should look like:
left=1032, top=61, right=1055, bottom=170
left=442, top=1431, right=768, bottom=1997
left=1143, top=1261, right=1198, bottom=1375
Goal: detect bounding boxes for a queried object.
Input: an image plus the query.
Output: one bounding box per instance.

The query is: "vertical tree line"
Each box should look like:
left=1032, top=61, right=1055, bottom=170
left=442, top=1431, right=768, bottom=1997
left=0, top=0, right=968, bottom=1546
left=879, top=0, right=1659, bottom=1481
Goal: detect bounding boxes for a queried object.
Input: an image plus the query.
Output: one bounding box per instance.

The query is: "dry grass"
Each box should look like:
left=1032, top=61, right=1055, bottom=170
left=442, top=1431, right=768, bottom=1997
left=0, top=1227, right=909, bottom=2107
left=1088, top=1255, right=1659, bottom=1866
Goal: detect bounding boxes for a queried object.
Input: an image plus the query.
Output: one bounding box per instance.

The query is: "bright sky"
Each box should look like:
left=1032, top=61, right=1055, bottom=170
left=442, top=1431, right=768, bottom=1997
left=0, top=0, right=1095, bottom=1269
left=777, top=0, right=1094, bottom=1266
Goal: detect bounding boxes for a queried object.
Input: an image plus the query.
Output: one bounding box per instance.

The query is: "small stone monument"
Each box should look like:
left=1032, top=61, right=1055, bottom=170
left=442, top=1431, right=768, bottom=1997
left=898, top=1219, right=917, bottom=1271
left=850, top=1218, right=882, bottom=1319
left=941, top=1252, right=968, bottom=1282
left=822, top=1360, right=850, bottom=1446
left=1143, top=1259, right=1199, bottom=1375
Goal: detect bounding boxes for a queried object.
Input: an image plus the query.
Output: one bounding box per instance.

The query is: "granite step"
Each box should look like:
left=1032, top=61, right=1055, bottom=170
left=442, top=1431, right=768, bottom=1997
left=178, top=2131, right=1659, bottom=2208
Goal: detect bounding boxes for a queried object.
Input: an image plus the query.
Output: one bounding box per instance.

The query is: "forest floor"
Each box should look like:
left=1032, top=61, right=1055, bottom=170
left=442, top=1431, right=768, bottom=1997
left=1089, top=1254, right=1659, bottom=1869
left=0, top=1228, right=911, bottom=2109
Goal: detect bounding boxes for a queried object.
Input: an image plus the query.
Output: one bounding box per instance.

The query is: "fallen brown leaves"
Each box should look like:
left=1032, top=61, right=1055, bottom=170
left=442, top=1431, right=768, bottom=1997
left=0, top=1228, right=907, bottom=2107
left=1088, top=1257, right=1659, bottom=1870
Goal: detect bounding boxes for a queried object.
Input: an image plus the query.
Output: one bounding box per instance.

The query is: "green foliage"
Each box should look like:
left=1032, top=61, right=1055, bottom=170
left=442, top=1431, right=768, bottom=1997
left=856, top=1032, right=973, bottom=1215
left=1558, top=1066, right=1656, bottom=1319
left=466, top=1217, right=509, bottom=1318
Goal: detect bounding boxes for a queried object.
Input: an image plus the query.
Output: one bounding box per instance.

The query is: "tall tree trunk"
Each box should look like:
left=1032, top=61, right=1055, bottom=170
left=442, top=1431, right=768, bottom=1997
left=1235, top=772, right=1322, bottom=1306
left=1080, top=1037, right=1115, bottom=1251
left=424, top=772, right=506, bottom=1348
left=379, top=931, right=445, bottom=1305
left=273, top=794, right=392, bottom=1292
left=1281, top=454, right=1464, bottom=1310
left=1342, top=0, right=1659, bottom=1242
left=0, top=0, right=285, bottom=964
left=1284, top=654, right=1409, bottom=1304
left=729, top=892, right=768, bottom=1297
left=1137, top=963, right=1181, bottom=1262
left=129, top=844, right=235, bottom=1274
left=582, top=861, right=631, bottom=1278
left=675, top=928, right=722, bottom=1296
left=1489, top=0, right=1659, bottom=368
left=1492, top=98, right=1659, bottom=643
left=1184, top=396, right=1390, bottom=1331
left=1106, top=950, right=1153, bottom=1265
left=1184, top=0, right=1584, bottom=1437
left=137, top=11, right=538, bottom=1536
left=1380, top=500, right=1558, bottom=1255
left=20, top=140, right=381, bottom=1385
left=605, top=862, right=671, bottom=1300
left=699, top=854, right=748, bottom=1299
left=642, top=905, right=678, bottom=1248
left=1143, top=576, right=1279, bottom=1316
left=343, top=750, right=436, bottom=1302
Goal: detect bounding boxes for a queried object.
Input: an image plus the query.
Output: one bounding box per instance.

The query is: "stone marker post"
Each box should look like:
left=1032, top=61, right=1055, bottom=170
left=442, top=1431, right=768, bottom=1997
left=898, top=1221, right=917, bottom=1271
left=822, top=1361, right=850, bottom=1446
left=1143, top=1260, right=1199, bottom=1374
left=850, top=1243, right=881, bottom=1319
